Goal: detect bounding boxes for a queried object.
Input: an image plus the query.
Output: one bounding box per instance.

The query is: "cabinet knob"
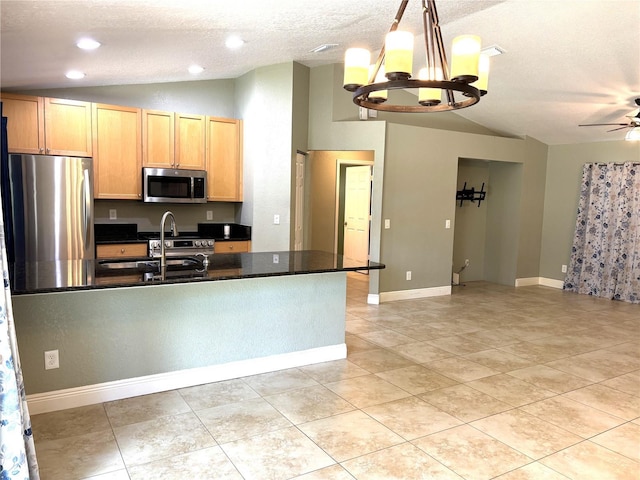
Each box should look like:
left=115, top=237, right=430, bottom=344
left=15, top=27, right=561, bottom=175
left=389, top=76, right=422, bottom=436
left=121, top=248, right=125, bottom=253
left=229, top=245, right=234, bottom=250
left=39, top=148, right=44, bottom=153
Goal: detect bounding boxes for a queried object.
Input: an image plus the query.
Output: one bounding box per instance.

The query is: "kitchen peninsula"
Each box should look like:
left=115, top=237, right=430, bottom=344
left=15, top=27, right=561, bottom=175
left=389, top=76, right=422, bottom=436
left=11, top=251, right=383, bottom=414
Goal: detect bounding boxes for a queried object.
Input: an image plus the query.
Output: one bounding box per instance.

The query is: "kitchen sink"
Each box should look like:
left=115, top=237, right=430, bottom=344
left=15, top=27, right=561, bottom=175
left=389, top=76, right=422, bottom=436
left=96, top=256, right=207, bottom=273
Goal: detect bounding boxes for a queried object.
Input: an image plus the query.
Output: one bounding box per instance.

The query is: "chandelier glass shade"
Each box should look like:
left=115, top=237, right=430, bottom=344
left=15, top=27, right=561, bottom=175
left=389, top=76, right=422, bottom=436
left=343, top=0, right=489, bottom=113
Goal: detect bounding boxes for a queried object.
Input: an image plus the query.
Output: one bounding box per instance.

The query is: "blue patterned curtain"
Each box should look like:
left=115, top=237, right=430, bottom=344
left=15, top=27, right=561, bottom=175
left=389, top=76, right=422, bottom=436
left=564, top=162, right=640, bottom=303
left=0, top=116, right=39, bottom=477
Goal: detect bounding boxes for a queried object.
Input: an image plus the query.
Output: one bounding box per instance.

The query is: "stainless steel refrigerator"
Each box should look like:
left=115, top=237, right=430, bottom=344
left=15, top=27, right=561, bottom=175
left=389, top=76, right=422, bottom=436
left=4, top=154, right=94, bottom=263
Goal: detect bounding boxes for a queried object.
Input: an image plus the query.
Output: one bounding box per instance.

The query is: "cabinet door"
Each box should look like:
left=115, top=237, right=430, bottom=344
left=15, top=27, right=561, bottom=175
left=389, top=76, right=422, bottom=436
left=93, top=103, right=142, bottom=200
left=206, top=117, right=243, bottom=201
left=175, top=113, right=206, bottom=170
left=44, top=97, right=93, bottom=156
left=142, top=109, right=174, bottom=168
left=0, top=93, right=44, bottom=154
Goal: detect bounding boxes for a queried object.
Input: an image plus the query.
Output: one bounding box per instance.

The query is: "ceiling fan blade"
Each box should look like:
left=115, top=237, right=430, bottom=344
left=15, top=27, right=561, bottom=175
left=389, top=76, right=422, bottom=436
left=607, top=125, right=631, bottom=132
left=578, top=123, right=629, bottom=127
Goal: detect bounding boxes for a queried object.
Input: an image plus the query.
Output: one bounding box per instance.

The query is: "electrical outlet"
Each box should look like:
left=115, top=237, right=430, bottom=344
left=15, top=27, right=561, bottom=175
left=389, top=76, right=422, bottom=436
left=273, top=214, right=280, bottom=225
left=561, top=264, right=567, bottom=273
left=465, top=259, right=470, bottom=267
left=44, top=350, right=59, bottom=370
left=206, top=210, right=213, bottom=220
left=406, top=271, right=412, bottom=281
left=273, top=254, right=279, bottom=264
left=384, top=219, right=390, bottom=229
left=109, top=209, right=117, bottom=220
left=445, top=219, right=451, bottom=229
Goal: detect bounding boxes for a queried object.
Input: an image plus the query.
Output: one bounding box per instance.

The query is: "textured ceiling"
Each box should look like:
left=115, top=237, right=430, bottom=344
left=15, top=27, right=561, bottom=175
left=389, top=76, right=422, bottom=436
left=1, top=0, right=639, bottom=145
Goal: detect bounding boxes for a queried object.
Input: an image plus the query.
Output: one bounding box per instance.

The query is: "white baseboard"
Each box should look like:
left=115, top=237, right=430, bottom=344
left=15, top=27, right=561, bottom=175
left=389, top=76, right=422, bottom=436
left=367, top=294, right=380, bottom=305
left=27, top=344, right=347, bottom=415
left=379, top=285, right=451, bottom=303
left=514, top=277, right=541, bottom=287
left=515, top=277, right=564, bottom=289
left=539, top=277, right=564, bottom=289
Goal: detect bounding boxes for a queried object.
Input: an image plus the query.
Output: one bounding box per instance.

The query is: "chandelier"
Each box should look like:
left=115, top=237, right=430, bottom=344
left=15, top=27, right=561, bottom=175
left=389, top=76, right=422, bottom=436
left=343, top=0, right=489, bottom=113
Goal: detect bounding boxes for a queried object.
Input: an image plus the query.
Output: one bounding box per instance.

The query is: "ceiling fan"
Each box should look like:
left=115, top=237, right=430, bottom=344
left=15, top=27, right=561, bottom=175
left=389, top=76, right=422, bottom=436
left=579, top=98, right=640, bottom=133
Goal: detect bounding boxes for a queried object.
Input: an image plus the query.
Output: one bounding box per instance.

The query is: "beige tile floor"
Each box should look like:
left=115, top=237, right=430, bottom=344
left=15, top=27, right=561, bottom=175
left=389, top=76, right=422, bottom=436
left=31, top=273, right=640, bottom=479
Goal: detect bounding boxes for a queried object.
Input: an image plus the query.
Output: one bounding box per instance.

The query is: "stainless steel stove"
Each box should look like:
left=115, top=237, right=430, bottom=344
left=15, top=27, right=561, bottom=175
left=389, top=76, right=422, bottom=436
left=148, top=237, right=215, bottom=258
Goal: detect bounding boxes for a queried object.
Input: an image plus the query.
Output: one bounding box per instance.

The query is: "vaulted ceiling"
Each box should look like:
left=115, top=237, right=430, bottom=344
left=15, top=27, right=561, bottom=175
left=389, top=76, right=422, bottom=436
left=1, top=0, right=639, bottom=145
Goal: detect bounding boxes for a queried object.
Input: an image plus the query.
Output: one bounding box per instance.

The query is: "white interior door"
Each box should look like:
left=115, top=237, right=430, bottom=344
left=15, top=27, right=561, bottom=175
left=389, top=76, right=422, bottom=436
left=343, top=165, right=372, bottom=266
left=294, top=153, right=305, bottom=250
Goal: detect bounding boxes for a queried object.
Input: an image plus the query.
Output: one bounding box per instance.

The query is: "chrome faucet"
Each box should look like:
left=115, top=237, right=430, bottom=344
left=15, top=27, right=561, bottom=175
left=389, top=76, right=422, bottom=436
left=160, top=211, right=179, bottom=268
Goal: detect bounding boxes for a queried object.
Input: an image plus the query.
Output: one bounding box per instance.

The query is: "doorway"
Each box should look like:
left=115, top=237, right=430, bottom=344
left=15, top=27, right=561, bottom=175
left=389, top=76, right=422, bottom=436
left=307, top=151, right=374, bottom=255
left=341, top=164, right=372, bottom=266
left=453, top=158, right=523, bottom=287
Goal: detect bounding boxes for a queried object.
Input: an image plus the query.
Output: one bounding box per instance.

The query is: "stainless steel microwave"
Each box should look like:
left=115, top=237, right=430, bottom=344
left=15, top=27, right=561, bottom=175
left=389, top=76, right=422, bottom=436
left=142, top=167, right=207, bottom=203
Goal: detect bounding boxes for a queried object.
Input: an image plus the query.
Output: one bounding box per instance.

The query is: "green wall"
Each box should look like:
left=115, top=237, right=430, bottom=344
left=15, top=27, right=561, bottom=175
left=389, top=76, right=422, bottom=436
left=13, top=273, right=346, bottom=394
left=484, top=162, right=522, bottom=285
left=16, top=78, right=237, bottom=118
left=540, top=141, right=640, bottom=280
left=235, top=62, right=297, bottom=252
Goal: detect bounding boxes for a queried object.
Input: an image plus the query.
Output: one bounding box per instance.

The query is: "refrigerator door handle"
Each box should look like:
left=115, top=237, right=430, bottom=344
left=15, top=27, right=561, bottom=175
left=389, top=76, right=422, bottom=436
left=83, top=167, right=91, bottom=248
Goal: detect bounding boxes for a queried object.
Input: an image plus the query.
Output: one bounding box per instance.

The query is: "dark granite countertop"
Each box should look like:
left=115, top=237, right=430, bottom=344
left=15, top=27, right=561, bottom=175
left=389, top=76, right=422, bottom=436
left=9, top=251, right=384, bottom=295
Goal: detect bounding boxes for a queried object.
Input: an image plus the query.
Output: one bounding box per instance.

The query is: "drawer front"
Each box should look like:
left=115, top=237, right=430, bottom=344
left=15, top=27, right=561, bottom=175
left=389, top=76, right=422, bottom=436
left=215, top=241, right=249, bottom=254
left=97, top=243, right=147, bottom=258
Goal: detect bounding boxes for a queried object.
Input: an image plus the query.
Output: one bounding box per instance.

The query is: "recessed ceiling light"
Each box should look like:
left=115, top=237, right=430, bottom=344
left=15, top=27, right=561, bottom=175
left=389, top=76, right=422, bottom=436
left=188, top=65, right=204, bottom=74
left=76, top=38, right=101, bottom=50
left=481, top=45, right=505, bottom=57
left=65, top=70, right=86, bottom=80
left=225, top=36, right=245, bottom=49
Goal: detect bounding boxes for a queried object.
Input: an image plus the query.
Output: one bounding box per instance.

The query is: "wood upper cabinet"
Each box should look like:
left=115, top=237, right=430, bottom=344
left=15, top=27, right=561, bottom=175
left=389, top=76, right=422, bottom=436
left=175, top=113, right=206, bottom=170
left=206, top=117, right=243, bottom=202
left=1, top=93, right=92, bottom=156
left=142, top=109, right=175, bottom=168
left=0, top=94, right=44, bottom=154
left=93, top=103, right=142, bottom=200
left=143, top=110, right=206, bottom=170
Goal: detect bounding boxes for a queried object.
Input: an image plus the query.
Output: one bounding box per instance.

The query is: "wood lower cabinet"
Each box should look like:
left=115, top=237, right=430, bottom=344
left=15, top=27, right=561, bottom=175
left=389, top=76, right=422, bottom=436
left=215, top=241, right=250, bottom=254
left=96, top=243, right=147, bottom=259
left=206, top=117, right=243, bottom=202
left=93, top=104, right=142, bottom=200
left=1, top=93, right=92, bottom=156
